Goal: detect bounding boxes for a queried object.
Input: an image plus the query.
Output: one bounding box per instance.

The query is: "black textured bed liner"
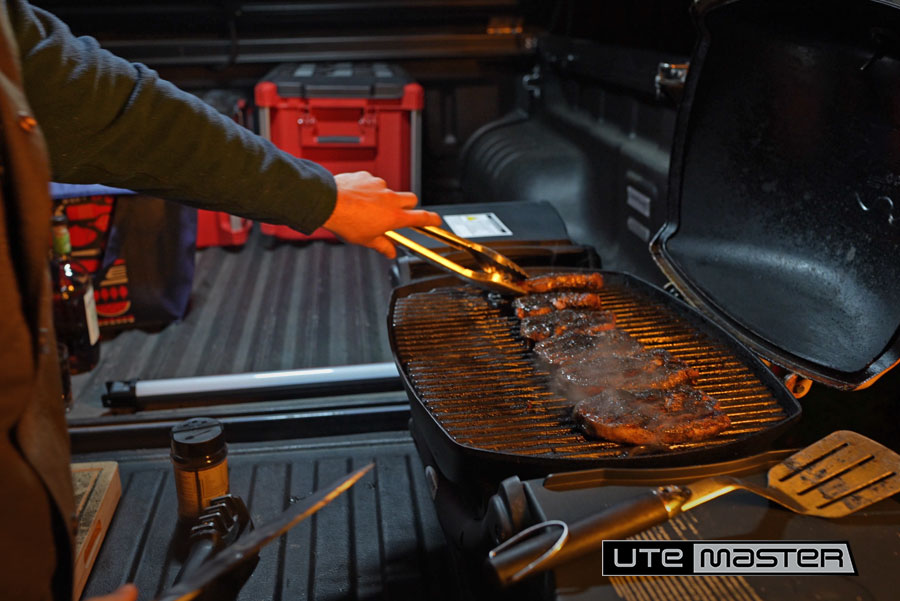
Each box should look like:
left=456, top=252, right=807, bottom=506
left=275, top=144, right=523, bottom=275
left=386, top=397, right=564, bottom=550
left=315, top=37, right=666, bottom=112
left=75, top=431, right=461, bottom=601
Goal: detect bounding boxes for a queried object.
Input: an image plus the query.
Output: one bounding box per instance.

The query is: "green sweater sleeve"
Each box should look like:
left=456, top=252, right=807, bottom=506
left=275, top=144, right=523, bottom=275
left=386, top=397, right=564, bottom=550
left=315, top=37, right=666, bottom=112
left=7, top=0, right=337, bottom=234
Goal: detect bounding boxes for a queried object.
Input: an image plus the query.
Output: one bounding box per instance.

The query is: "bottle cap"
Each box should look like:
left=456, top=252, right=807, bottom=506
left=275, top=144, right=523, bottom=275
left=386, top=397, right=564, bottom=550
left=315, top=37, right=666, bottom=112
left=170, top=417, right=227, bottom=464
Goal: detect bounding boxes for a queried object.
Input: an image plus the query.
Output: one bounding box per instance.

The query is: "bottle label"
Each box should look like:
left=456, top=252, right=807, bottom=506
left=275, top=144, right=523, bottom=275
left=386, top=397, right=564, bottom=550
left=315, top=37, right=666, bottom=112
left=51, top=225, right=72, bottom=256
left=83, top=285, right=100, bottom=345
left=173, top=459, right=230, bottom=519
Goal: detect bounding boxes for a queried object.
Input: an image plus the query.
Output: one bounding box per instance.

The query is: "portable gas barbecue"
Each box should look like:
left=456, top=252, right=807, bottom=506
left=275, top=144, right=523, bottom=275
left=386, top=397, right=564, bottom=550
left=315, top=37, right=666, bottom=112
left=68, top=1, right=900, bottom=600
left=384, top=0, right=900, bottom=598
left=389, top=271, right=800, bottom=486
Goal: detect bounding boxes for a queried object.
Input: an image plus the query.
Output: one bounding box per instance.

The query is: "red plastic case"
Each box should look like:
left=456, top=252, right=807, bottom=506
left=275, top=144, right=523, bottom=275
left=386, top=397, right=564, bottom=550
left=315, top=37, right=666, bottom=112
left=196, top=94, right=255, bottom=248
left=196, top=209, right=252, bottom=248
left=255, top=62, right=423, bottom=242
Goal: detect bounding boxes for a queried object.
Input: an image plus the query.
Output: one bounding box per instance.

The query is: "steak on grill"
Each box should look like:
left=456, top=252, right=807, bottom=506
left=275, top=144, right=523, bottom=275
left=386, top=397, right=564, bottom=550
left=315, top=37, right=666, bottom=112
left=573, top=386, right=731, bottom=445
left=520, top=309, right=616, bottom=342
left=523, top=272, right=605, bottom=293
left=510, top=274, right=728, bottom=446
left=556, top=348, right=699, bottom=397
left=512, top=291, right=605, bottom=318
left=533, top=329, right=644, bottom=367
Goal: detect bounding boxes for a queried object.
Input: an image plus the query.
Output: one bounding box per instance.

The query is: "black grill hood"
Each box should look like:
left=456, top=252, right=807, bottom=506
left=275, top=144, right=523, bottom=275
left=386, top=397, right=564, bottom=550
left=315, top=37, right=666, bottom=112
left=651, top=0, right=900, bottom=390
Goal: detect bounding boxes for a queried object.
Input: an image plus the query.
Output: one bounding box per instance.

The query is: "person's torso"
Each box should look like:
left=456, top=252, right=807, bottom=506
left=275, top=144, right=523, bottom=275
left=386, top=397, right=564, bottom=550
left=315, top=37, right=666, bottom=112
left=0, top=3, right=75, bottom=600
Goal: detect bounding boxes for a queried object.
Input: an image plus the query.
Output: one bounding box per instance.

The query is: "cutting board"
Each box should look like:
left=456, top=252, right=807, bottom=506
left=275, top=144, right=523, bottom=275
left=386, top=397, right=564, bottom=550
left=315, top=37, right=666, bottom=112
left=72, top=461, right=122, bottom=600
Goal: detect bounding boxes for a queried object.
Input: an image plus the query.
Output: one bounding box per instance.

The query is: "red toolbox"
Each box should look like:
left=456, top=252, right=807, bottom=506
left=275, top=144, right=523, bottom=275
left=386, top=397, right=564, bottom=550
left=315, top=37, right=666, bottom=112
left=196, top=91, right=254, bottom=248
left=255, top=62, right=423, bottom=242
left=195, top=209, right=252, bottom=248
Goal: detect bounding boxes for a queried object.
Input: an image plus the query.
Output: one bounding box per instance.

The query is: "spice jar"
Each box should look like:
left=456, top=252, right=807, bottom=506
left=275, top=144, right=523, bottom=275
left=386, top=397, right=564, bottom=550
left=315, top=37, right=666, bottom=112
left=170, top=417, right=230, bottom=521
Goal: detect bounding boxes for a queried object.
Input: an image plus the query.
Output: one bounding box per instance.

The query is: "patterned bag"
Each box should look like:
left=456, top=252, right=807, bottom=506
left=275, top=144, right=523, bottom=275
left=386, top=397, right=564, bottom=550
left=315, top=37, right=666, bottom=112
left=50, top=184, right=197, bottom=334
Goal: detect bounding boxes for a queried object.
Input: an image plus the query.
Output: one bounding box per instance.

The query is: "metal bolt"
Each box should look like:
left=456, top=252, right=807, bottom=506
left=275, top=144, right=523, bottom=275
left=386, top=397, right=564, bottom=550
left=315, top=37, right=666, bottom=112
left=424, top=466, right=439, bottom=500
left=783, top=373, right=813, bottom=398
left=37, top=327, right=49, bottom=354
left=17, top=111, right=37, bottom=132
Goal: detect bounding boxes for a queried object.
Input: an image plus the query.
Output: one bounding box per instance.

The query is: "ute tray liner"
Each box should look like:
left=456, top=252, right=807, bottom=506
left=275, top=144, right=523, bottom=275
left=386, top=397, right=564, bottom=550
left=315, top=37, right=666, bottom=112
left=75, top=431, right=460, bottom=601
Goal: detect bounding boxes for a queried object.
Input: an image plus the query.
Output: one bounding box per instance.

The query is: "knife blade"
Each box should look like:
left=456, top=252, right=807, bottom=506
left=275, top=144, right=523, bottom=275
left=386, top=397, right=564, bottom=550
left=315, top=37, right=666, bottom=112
left=155, top=462, right=374, bottom=601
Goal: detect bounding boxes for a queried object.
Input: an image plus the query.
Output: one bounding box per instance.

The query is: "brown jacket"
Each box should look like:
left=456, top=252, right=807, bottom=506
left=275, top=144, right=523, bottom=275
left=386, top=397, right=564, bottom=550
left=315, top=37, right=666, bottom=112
left=0, top=3, right=74, bottom=600
left=0, top=1, right=337, bottom=598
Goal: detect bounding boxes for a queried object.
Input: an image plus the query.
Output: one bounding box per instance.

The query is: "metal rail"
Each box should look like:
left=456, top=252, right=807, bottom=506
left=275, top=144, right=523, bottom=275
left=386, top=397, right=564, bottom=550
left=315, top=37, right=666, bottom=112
left=100, top=33, right=533, bottom=66
left=103, top=362, right=403, bottom=410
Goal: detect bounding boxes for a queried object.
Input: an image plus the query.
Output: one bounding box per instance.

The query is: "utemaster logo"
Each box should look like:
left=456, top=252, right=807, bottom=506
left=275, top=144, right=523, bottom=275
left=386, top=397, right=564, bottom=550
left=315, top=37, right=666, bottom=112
left=601, top=540, right=857, bottom=576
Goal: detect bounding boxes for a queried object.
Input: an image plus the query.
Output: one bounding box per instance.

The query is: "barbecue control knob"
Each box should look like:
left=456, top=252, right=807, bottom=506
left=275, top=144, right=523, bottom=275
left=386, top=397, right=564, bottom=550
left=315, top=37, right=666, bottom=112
left=783, top=373, right=813, bottom=398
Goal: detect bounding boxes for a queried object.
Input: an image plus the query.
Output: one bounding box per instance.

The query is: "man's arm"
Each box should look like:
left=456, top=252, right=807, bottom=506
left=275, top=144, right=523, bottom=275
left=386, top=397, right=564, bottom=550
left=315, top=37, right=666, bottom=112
left=7, top=0, right=336, bottom=234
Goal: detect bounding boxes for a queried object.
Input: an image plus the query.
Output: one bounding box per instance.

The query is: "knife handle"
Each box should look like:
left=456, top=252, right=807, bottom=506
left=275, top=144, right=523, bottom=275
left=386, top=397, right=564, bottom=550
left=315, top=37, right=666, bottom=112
left=174, top=529, right=223, bottom=585
left=486, top=485, right=691, bottom=587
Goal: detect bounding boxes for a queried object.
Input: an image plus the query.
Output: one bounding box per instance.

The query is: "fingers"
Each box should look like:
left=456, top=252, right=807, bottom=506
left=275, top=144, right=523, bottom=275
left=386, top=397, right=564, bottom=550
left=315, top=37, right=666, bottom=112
left=390, top=190, right=419, bottom=209
left=370, top=236, right=397, bottom=259
left=368, top=209, right=439, bottom=259
left=335, top=171, right=386, bottom=191
left=329, top=170, right=442, bottom=256
left=396, top=208, right=442, bottom=228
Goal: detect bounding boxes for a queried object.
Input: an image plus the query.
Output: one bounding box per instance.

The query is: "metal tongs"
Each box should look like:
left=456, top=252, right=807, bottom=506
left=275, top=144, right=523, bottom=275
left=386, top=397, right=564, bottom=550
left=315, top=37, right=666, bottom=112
left=386, top=226, right=529, bottom=295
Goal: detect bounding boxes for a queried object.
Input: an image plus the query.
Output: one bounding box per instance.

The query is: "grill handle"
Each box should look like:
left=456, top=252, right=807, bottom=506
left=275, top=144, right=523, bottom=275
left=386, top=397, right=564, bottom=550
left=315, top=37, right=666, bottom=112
left=485, top=485, right=690, bottom=587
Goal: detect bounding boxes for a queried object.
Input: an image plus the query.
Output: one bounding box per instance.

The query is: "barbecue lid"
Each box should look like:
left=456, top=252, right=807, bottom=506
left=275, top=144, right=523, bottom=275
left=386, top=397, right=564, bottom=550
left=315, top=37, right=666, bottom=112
left=651, top=0, right=900, bottom=389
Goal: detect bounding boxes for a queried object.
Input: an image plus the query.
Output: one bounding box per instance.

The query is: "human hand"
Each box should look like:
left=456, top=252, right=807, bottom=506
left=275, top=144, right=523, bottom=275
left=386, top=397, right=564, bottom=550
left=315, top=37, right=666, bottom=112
left=84, top=583, right=139, bottom=601
left=323, top=171, right=442, bottom=259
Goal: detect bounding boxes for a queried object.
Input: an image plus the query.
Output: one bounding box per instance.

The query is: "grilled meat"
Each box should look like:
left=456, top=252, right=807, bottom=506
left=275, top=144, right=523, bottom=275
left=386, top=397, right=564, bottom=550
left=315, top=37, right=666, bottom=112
left=510, top=273, right=723, bottom=446
left=573, top=386, right=731, bottom=445
left=520, top=309, right=616, bottom=342
left=512, top=291, right=605, bottom=318
left=556, top=348, right=699, bottom=397
left=533, top=329, right=643, bottom=367
left=523, top=272, right=605, bottom=293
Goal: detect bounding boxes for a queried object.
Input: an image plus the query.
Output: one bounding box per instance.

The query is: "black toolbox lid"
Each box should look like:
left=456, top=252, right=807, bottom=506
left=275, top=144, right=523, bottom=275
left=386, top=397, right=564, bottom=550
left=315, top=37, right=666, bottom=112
left=261, top=62, right=411, bottom=99
left=651, top=0, right=900, bottom=390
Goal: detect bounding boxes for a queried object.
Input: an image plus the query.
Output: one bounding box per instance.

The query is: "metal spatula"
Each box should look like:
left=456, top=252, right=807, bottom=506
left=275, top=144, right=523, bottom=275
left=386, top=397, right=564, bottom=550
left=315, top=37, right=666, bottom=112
left=487, top=430, right=900, bottom=586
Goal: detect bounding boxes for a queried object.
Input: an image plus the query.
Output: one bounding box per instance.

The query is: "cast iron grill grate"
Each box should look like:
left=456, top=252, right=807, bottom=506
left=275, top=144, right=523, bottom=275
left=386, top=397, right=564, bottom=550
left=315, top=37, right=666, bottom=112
left=392, top=284, right=788, bottom=460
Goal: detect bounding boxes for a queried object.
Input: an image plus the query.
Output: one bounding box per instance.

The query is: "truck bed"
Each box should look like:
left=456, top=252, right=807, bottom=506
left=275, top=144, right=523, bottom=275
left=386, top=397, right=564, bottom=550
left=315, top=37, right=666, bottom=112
left=75, top=431, right=460, bottom=601
left=70, top=228, right=395, bottom=420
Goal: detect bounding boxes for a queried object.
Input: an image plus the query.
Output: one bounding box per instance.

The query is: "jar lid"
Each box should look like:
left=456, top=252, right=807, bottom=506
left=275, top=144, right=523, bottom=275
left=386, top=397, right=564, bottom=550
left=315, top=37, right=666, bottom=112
left=170, top=417, right=226, bottom=460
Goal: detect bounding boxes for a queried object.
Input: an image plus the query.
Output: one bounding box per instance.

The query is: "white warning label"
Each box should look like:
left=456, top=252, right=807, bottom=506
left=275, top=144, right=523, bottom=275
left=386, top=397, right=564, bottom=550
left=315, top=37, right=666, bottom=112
left=443, top=213, right=513, bottom=238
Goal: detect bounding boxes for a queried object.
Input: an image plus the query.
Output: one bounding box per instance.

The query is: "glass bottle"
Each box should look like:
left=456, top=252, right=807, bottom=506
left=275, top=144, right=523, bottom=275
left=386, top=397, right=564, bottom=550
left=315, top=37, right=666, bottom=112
left=50, top=214, right=100, bottom=374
